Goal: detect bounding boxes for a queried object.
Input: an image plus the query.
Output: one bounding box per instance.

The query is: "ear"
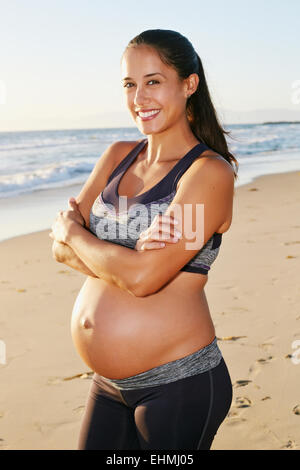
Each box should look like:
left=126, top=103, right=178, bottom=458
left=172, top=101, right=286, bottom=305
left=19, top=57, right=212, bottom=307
left=184, top=73, right=199, bottom=98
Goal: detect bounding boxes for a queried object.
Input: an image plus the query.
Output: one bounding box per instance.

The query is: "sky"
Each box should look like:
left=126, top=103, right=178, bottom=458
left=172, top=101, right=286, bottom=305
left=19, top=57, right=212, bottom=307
left=0, top=0, right=300, bottom=131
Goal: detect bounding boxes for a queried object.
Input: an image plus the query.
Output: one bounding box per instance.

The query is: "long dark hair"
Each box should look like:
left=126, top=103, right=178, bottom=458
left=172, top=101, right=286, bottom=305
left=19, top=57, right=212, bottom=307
left=123, top=29, right=239, bottom=179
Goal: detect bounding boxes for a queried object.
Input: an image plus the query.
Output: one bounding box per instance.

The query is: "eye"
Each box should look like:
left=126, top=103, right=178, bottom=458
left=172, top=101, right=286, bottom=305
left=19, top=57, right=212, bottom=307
left=123, top=79, right=160, bottom=88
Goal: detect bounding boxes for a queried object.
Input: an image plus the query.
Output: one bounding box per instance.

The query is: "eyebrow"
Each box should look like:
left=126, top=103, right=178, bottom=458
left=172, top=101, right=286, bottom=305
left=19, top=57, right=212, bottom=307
left=121, top=72, right=166, bottom=82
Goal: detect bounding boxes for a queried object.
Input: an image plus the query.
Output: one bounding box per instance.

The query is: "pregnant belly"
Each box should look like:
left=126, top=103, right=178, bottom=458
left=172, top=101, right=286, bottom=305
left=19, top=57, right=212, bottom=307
left=71, top=275, right=214, bottom=379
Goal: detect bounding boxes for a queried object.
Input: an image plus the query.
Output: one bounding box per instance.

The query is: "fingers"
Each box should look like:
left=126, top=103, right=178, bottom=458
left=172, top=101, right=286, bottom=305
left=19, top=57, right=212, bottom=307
left=139, top=241, right=166, bottom=251
left=68, top=197, right=79, bottom=210
left=141, top=223, right=177, bottom=238
left=136, top=214, right=181, bottom=251
left=159, top=223, right=182, bottom=239
left=143, top=215, right=180, bottom=235
left=154, top=213, right=179, bottom=226
left=154, top=214, right=181, bottom=236
left=56, top=207, right=83, bottom=225
left=141, top=231, right=179, bottom=243
left=55, top=199, right=77, bottom=216
left=56, top=199, right=85, bottom=228
left=137, top=215, right=182, bottom=252
left=149, top=214, right=182, bottom=241
left=159, top=214, right=178, bottom=224
left=68, top=198, right=84, bottom=226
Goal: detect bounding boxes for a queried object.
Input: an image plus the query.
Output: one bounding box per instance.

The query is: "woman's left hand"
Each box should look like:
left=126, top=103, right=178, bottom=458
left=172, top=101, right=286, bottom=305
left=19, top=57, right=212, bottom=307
left=49, top=197, right=85, bottom=244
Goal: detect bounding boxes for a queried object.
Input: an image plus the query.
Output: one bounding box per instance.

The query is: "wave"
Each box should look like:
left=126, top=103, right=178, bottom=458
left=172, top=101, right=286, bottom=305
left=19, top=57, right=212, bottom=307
left=0, top=160, right=94, bottom=198
left=1, top=124, right=300, bottom=199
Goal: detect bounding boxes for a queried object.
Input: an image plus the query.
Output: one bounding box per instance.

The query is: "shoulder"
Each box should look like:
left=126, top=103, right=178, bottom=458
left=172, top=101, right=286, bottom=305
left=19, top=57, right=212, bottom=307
left=87, top=139, right=142, bottom=180
left=177, top=150, right=235, bottom=193
left=73, top=140, right=143, bottom=227
left=109, top=139, right=144, bottom=169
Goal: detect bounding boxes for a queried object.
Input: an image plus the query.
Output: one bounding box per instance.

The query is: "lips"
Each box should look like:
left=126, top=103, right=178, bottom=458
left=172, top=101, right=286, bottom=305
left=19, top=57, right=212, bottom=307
left=136, top=109, right=161, bottom=120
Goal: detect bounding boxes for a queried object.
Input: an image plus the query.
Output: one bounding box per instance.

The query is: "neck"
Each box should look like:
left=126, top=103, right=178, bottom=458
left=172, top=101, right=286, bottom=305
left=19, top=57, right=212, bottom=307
left=141, top=118, right=200, bottom=165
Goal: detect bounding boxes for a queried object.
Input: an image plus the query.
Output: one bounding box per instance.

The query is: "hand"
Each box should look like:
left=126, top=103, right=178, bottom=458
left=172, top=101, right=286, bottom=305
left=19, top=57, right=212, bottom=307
left=135, top=214, right=182, bottom=251
left=67, top=197, right=86, bottom=226
left=49, top=197, right=85, bottom=244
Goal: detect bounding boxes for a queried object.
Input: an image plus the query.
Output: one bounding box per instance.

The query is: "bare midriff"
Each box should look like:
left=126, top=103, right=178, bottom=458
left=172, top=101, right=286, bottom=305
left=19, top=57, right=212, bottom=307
left=71, top=272, right=215, bottom=379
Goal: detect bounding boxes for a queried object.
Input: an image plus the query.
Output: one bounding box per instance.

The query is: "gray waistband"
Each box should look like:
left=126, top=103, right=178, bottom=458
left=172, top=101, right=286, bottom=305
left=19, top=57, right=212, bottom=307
left=99, top=337, right=223, bottom=390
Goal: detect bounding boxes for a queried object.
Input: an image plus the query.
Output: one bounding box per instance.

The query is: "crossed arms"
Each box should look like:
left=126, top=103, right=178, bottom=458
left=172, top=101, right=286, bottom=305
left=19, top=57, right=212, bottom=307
left=51, top=142, right=234, bottom=297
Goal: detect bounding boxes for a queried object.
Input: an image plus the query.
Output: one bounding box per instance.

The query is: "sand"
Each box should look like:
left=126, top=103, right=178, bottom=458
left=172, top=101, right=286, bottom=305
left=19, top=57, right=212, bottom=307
left=0, top=170, right=299, bottom=450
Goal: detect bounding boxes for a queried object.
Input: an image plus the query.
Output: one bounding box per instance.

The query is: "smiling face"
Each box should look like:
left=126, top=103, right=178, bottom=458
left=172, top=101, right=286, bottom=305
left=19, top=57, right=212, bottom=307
left=121, top=46, right=194, bottom=135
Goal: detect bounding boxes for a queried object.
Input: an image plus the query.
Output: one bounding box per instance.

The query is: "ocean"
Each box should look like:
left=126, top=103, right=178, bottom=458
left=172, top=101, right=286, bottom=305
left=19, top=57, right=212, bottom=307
left=1, top=123, right=300, bottom=241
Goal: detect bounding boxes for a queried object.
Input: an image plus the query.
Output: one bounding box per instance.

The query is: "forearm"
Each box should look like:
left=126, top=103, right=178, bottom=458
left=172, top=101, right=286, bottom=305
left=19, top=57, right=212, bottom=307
left=66, top=222, right=141, bottom=295
left=52, top=240, right=98, bottom=278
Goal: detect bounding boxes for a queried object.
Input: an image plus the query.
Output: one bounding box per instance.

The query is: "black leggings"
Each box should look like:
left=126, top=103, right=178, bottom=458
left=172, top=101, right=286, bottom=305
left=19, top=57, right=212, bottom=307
left=77, top=357, right=233, bottom=450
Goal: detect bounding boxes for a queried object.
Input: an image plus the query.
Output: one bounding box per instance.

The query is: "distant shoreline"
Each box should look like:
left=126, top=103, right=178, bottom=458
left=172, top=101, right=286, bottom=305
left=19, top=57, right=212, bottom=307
left=1, top=121, right=300, bottom=134
left=262, top=121, right=300, bottom=125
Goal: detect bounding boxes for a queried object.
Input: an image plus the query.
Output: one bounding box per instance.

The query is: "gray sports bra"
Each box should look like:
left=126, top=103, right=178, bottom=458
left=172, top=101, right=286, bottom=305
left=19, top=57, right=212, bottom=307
left=89, top=139, right=223, bottom=275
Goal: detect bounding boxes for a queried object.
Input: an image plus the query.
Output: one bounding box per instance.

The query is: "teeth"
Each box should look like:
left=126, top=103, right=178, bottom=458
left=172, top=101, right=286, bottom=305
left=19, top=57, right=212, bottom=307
left=138, top=110, right=160, bottom=118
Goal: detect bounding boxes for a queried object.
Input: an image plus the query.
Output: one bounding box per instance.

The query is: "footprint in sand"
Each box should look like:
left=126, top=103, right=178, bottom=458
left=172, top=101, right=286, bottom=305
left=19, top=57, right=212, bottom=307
left=249, top=356, right=274, bottom=378
left=259, top=337, right=277, bottom=351
left=226, top=409, right=247, bottom=426
left=292, top=405, right=300, bottom=415
left=47, top=377, right=62, bottom=385
left=257, top=356, right=274, bottom=364
left=233, top=380, right=252, bottom=388
left=248, top=361, right=262, bottom=378
left=217, top=336, right=247, bottom=341
left=227, top=410, right=239, bottom=418
left=230, top=306, right=250, bottom=313
left=235, top=396, right=252, bottom=408
left=47, top=371, right=93, bottom=385
left=73, top=405, right=85, bottom=415
left=281, top=440, right=297, bottom=449
left=225, top=418, right=247, bottom=426
left=63, top=371, right=93, bottom=381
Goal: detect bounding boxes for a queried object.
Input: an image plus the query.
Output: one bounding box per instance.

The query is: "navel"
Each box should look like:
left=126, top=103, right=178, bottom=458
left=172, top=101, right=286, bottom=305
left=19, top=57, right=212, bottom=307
left=80, top=316, right=93, bottom=329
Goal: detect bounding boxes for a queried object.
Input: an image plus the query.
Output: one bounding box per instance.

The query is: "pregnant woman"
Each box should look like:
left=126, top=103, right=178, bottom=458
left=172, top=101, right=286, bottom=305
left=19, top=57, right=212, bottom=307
left=50, top=29, right=238, bottom=450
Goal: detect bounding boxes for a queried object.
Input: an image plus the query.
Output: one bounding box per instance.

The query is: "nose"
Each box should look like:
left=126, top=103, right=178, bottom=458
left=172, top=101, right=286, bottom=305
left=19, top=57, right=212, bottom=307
left=133, top=86, right=150, bottom=107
